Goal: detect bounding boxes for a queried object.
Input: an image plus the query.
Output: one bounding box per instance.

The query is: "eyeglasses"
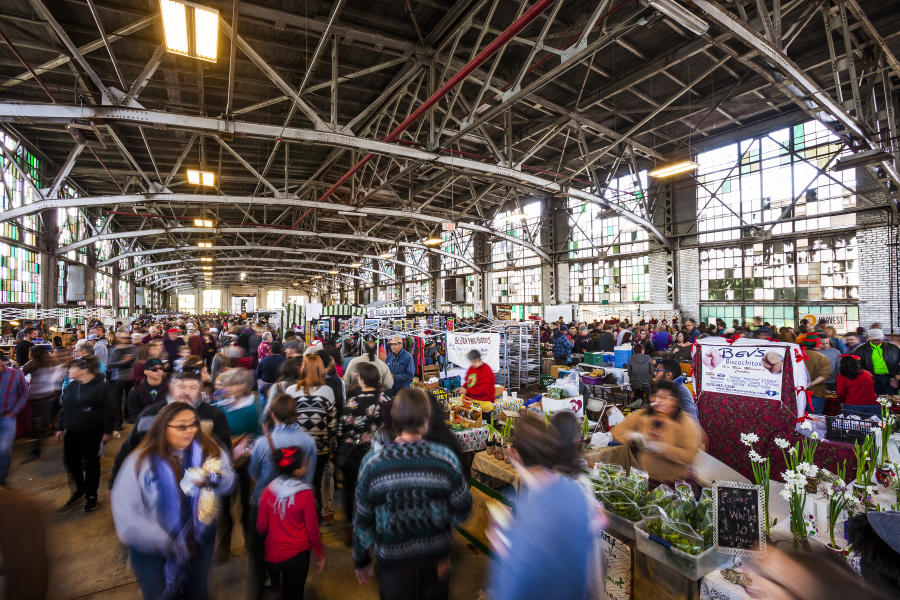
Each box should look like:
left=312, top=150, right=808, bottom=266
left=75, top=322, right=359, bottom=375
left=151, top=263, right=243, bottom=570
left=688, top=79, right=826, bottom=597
left=167, top=421, right=199, bottom=431
left=146, top=367, right=164, bottom=373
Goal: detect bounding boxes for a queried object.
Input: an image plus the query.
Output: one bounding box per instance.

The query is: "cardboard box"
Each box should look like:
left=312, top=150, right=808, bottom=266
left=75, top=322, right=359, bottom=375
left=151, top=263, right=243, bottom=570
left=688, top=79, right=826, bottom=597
left=542, top=358, right=554, bottom=375
left=422, top=365, right=440, bottom=379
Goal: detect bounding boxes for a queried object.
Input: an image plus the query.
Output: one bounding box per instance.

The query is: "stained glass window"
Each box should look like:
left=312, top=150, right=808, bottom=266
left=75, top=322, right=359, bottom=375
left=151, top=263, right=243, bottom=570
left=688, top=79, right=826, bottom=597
left=119, top=279, right=130, bottom=308
left=95, top=271, right=113, bottom=306
left=0, top=242, right=40, bottom=304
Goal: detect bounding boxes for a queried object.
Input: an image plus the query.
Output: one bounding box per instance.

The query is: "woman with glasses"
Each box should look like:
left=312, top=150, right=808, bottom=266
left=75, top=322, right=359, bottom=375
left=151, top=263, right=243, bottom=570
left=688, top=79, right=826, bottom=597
left=112, top=401, right=235, bottom=600
left=56, top=356, right=114, bottom=513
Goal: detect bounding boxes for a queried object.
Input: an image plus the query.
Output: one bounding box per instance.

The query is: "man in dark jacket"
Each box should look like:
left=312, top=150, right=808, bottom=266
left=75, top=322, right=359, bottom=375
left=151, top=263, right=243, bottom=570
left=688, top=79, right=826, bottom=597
left=14, top=328, right=37, bottom=366
left=124, top=358, right=167, bottom=421
left=110, top=370, right=231, bottom=484
left=256, top=341, right=285, bottom=390
left=107, top=329, right=135, bottom=429
left=162, top=327, right=184, bottom=367
left=855, top=328, right=900, bottom=395
left=573, top=326, right=596, bottom=355
left=592, top=326, right=616, bottom=353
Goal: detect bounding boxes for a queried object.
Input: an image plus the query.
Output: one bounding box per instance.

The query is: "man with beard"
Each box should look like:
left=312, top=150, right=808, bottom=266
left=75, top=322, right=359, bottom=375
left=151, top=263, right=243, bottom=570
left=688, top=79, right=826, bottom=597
left=110, top=370, right=231, bottom=484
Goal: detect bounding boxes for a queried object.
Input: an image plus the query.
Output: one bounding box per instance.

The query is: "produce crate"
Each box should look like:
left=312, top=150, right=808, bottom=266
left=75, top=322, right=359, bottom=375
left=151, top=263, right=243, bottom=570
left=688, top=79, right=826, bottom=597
left=603, top=509, right=639, bottom=541
left=584, top=352, right=604, bottom=365
left=633, top=519, right=729, bottom=581
left=826, top=415, right=873, bottom=443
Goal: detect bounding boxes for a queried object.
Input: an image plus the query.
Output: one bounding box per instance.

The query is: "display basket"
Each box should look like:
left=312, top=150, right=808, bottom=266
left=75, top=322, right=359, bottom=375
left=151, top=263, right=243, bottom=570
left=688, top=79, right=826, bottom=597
left=580, top=373, right=606, bottom=386
left=633, top=519, right=728, bottom=581
left=826, top=415, right=873, bottom=443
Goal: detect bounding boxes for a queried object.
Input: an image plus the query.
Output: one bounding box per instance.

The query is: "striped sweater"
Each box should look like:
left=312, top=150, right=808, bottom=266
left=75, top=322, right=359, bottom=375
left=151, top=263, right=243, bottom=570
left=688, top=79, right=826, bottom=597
left=352, top=440, right=471, bottom=568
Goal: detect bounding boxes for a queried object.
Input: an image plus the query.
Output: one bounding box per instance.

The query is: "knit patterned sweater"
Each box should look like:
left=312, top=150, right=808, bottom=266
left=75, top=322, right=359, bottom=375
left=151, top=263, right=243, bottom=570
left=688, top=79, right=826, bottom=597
left=352, top=440, right=472, bottom=568
left=286, top=383, right=337, bottom=455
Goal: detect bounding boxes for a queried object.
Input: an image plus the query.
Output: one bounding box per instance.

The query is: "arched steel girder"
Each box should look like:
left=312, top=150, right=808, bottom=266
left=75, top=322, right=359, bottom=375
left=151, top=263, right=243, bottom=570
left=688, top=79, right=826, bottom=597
left=64, top=227, right=480, bottom=272
left=99, top=245, right=432, bottom=277
left=160, top=274, right=350, bottom=293
left=139, top=265, right=396, bottom=286
left=0, top=102, right=667, bottom=248
left=26, top=194, right=546, bottom=262
left=119, top=256, right=401, bottom=282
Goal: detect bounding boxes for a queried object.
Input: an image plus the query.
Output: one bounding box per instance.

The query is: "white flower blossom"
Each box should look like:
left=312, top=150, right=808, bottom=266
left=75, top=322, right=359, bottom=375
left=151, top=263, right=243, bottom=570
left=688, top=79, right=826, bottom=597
left=797, top=462, right=819, bottom=478
left=740, top=432, right=760, bottom=446
left=748, top=450, right=766, bottom=463
left=871, top=426, right=882, bottom=436
left=876, top=396, right=891, bottom=407
left=800, top=420, right=812, bottom=431
left=810, top=431, right=819, bottom=440
left=866, top=485, right=877, bottom=496
left=775, top=437, right=790, bottom=449
left=779, top=488, right=793, bottom=503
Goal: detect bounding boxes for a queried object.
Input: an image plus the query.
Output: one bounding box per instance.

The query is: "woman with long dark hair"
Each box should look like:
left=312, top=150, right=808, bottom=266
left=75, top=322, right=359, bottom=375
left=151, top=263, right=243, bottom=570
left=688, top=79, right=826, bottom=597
left=667, top=331, right=693, bottom=362
left=112, top=402, right=235, bottom=599
left=56, top=356, right=114, bottom=512
left=837, top=354, right=879, bottom=418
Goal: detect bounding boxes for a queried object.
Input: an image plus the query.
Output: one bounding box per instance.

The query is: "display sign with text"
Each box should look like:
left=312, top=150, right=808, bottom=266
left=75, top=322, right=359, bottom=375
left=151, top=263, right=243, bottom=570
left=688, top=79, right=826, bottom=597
left=447, top=332, right=501, bottom=371
left=801, top=313, right=845, bottom=329
left=699, top=343, right=785, bottom=401
left=713, top=481, right=765, bottom=555
left=368, top=306, right=407, bottom=318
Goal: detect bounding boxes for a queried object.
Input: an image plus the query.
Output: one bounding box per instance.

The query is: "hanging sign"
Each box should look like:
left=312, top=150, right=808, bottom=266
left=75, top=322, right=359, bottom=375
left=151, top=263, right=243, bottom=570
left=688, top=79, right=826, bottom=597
left=713, top=481, right=766, bottom=555
left=412, top=303, right=428, bottom=314
left=699, top=343, right=785, bottom=401
left=368, top=306, right=407, bottom=318
left=801, top=313, right=845, bottom=329
left=447, top=332, right=501, bottom=371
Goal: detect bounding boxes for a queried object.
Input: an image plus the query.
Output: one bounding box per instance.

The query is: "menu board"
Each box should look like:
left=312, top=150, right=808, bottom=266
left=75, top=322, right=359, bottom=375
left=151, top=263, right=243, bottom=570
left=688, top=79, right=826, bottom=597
left=712, top=481, right=765, bottom=555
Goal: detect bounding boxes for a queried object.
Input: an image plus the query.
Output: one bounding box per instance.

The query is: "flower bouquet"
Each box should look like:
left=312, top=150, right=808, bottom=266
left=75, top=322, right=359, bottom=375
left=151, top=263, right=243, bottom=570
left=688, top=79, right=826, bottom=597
left=741, top=432, right=775, bottom=537
left=780, top=462, right=818, bottom=548
left=820, top=462, right=856, bottom=549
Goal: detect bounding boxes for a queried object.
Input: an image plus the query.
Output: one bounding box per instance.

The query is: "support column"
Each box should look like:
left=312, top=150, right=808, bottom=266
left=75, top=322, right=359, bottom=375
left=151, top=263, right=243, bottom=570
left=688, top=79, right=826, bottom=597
left=545, top=196, right=567, bottom=305
left=37, top=207, right=58, bottom=309
left=473, top=232, right=490, bottom=313
left=429, top=252, right=441, bottom=308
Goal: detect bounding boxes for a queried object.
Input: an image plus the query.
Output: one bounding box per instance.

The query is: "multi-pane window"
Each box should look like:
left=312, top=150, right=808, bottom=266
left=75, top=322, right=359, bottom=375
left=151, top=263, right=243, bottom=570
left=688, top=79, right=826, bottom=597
left=119, top=279, right=130, bottom=308
left=568, top=257, right=649, bottom=304
left=697, top=120, right=855, bottom=242
left=569, top=171, right=650, bottom=258
left=95, top=271, right=113, bottom=306
left=178, top=293, right=196, bottom=312
left=440, top=229, right=475, bottom=276
left=490, top=266, right=542, bottom=305
left=699, top=305, right=860, bottom=331
left=404, top=278, right=430, bottom=303
left=203, top=289, right=221, bottom=312
left=266, top=290, right=283, bottom=311
left=490, top=202, right=542, bottom=269
left=0, top=242, right=40, bottom=304
left=378, top=285, right=399, bottom=302
left=700, top=235, right=857, bottom=302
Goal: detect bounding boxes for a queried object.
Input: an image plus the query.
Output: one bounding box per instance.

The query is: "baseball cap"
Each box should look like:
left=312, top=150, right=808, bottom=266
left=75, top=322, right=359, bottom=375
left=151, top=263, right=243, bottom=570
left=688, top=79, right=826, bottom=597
left=145, top=358, right=165, bottom=370
left=867, top=511, right=900, bottom=554
left=868, top=328, right=885, bottom=341
left=167, top=327, right=181, bottom=334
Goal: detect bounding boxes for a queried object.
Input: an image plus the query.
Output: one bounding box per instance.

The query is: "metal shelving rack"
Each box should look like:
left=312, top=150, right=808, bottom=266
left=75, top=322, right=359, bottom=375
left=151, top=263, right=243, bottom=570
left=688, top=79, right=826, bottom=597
left=504, top=321, right=540, bottom=391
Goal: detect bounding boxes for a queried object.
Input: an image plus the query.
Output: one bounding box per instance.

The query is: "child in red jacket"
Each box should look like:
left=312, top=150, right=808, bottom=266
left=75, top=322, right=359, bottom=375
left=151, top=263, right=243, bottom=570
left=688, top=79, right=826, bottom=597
left=257, top=444, right=325, bottom=599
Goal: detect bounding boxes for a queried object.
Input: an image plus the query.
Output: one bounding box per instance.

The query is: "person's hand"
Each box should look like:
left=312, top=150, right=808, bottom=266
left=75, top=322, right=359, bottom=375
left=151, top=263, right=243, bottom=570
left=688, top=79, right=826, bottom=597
left=626, top=431, right=644, bottom=443
left=355, top=564, right=374, bottom=585
left=644, top=440, right=663, bottom=454
left=315, top=556, right=326, bottom=573
left=891, top=377, right=899, bottom=389
left=101, top=434, right=112, bottom=443
left=55, top=430, right=64, bottom=442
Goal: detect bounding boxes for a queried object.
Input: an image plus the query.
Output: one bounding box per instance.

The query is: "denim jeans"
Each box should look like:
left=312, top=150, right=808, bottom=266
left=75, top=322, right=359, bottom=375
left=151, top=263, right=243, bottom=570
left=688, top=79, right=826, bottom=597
left=811, top=396, right=826, bottom=415
left=0, top=416, right=17, bottom=485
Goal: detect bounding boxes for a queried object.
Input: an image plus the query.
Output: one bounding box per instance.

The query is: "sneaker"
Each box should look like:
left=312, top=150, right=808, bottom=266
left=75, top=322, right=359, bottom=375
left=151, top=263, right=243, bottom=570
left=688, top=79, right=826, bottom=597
left=83, top=497, right=98, bottom=512
left=59, top=491, right=84, bottom=511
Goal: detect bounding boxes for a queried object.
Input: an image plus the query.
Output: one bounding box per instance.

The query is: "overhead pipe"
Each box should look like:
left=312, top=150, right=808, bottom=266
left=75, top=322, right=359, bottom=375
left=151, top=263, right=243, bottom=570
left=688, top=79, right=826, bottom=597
left=266, top=0, right=559, bottom=253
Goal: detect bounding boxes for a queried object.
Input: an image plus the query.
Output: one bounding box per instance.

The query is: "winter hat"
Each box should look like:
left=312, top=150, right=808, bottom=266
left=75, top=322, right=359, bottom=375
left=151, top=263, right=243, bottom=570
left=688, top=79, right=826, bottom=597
left=868, top=328, right=885, bottom=341
left=799, top=332, right=823, bottom=349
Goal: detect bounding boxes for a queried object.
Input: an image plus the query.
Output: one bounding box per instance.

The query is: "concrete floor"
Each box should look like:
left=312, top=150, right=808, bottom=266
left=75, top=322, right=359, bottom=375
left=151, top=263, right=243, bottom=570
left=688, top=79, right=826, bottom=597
left=6, top=428, right=490, bottom=599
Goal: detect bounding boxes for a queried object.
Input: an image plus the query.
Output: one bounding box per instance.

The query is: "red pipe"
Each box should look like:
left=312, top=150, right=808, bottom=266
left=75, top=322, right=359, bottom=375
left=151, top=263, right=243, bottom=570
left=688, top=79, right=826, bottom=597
left=266, top=0, right=559, bottom=253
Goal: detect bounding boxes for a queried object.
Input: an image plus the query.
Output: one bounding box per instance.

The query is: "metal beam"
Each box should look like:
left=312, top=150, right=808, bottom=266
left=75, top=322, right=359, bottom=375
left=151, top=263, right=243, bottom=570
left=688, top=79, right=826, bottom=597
left=0, top=102, right=668, bottom=246
left=45, top=144, right=84, bottom=198
left=62, top=227, right=481, bottom=271
left=98, top=245, right=433, bottom=276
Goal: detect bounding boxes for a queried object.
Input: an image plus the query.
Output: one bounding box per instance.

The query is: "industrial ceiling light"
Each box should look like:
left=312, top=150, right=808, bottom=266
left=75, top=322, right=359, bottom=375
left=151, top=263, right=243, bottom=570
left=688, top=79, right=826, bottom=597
left=350, top=262, right=362, bottom=268
left=644, top=0, right=709, bottom=36
left=424, top=235, right=442, bottom=246
left=649, top=160, right=698, bottom=178
left=240, top=272, right=246, bottom=280
left=378, top=251, right=394, bottom=259
left=328, top=270, right=339, bottom=275
left=201, top=266, right=212, bottom=270
left=186, top=169, right=215, bottom=187
left=199, top=257, right=213, bottom=262
left=313, top=275, right=323, bottom=279
left=193, top=217, right=214, bottom=227
left=197, top=241, right=212, bottom=247
left=161, top=0, right=219, bottom=62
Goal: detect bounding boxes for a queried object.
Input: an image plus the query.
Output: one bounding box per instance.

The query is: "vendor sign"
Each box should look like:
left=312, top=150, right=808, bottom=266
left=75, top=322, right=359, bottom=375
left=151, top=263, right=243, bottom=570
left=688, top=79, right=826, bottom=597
left=699, top=343, right=785, bottom=401
left=801, top=313, right=845, bottom=329
left=368, top=305, right=406, bottom=318
left=447, top=332, right=501, bottom=371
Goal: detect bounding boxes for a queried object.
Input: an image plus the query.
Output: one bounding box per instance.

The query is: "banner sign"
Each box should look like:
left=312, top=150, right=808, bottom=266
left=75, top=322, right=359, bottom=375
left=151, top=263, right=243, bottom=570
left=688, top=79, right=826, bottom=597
left=368, top=306, right=407, bottom=318
left=699, top=344, right=785, bottom=401
left=801, top=313, right=845, bottom=329
left=447, top=332, right=501, bottom=371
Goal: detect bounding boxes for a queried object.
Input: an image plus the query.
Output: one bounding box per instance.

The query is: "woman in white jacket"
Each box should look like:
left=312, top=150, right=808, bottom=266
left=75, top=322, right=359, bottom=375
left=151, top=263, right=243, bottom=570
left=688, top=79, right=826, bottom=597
left=112, top=401, right=235, bottom=600
left=341, top=333, right=393, bottom=392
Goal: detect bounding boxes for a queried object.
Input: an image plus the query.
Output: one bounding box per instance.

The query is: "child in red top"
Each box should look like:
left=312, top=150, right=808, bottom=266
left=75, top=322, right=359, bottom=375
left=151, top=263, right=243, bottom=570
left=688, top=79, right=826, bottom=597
left=457, top=349, right=496, bottom=404
left=837, top=354, right=880, bottom=418
left=257, top=445, right=325, bottom=599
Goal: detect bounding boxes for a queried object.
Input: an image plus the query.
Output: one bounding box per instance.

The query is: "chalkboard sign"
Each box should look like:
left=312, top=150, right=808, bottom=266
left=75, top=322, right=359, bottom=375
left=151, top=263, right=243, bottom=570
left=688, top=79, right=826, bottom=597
left=712, top=481, right=766, bottom=555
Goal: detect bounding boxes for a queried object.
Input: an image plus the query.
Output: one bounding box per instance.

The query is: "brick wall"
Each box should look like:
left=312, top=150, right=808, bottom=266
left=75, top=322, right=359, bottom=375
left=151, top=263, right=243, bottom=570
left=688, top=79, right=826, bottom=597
left=648, top=251, right=670, bottom=304
left=857, top=224, right=895, bottom=332
left=676, top=247, right=700, bottom=320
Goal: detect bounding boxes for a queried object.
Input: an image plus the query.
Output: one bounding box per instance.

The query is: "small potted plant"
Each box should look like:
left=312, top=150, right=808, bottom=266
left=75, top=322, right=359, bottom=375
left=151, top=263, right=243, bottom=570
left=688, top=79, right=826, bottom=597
left=852, top=434, right=876, bottom=499
left=499, top=416, right=515, bottom=462
left=822, top=462, right=855, bottom=552
left=780, top=464, right=815, bottom=548
left=875, top=398, right=896, bottom=485
left=741, top=433, right=775, bottom=539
